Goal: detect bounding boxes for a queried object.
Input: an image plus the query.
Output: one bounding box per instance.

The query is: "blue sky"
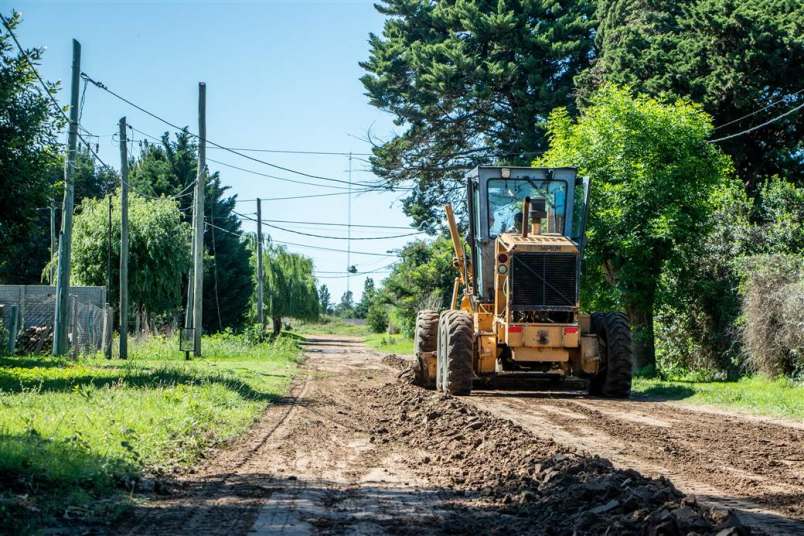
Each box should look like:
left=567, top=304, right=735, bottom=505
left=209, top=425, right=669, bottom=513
left=8, top=0, right=419, bottom=303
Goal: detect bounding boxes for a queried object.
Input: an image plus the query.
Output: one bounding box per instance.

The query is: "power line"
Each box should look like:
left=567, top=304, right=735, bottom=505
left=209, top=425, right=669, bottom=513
left=207, top=157, right=351, bottom=190
left=79, top=72, right=409, bottom=190
left=314, top=263, right=396, bottom=279
left=234, top=211, right=422, bottom=241
left=207, top=147, right=372, bottom=156
left=0, top=14, right=112, bottom=171
left=713, top=89, right=804, bottom=131
left=233, top=189, right=376, bottom=202
left=710, top=102, right=804, bottom=143
left=205, top=221, right=400, bottom=257
left=261, top=218, right=415, bottom=230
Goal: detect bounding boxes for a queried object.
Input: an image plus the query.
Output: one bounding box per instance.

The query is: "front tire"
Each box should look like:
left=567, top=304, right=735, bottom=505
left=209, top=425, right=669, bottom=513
left=413, top=310, right=439, bottom=388
left=441, top=311, right=474, bottom=396
left=589, top=312, right=633, bottom=398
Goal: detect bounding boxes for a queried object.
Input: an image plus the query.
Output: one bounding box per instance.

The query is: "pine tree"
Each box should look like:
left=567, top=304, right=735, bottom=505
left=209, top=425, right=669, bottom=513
left=580, top=0, right=804, bottom=187
left=360, top=0, right=597, bottom=230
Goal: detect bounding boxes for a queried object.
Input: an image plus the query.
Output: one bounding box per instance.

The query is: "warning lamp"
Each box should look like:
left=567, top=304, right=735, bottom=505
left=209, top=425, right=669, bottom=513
left=497, top=253, right=509, bottom=263
left=508, top=325, right=523, bottom=334
left=563, top=327, right=579, bottom=335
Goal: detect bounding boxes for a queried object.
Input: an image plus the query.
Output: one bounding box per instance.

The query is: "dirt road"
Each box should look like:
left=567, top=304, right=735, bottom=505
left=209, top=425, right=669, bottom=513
left=464, top=389, right=804, bottom=532
left=118, top=335, right=804, bottom=535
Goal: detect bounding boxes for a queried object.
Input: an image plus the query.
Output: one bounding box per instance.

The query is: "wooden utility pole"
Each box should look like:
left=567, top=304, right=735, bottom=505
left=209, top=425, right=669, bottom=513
left=256, top=198, right=264, bottom=329
left=49, top=203, right=56, bottom=284
left=191, top=82, right=206, bottom=355
left=118, top=117, right=129, bottom=359
left=53, top=39, right=81, bottom=356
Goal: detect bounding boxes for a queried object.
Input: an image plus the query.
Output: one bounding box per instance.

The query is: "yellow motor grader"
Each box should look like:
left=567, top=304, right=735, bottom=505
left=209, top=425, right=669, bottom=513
left=413, top=166, right=633, bottom=397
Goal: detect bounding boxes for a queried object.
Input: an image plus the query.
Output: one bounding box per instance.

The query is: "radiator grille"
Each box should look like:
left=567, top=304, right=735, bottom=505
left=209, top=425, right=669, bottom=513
left=511, top=253, right=577, bottom=308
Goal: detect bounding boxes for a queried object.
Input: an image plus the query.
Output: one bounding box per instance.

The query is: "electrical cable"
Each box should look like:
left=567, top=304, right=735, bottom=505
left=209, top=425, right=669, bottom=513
left=233, top=189, right=376, bottom=202
left=234, top=210, right=422, bottom=241
left=207, top=157, right=352, bottom=190
left=261, top=218, right=415, bottom=230
left=207, top=147, right=372, bottom=156
left=713, top=89, right=804, bottom=131
left=79, top=72, right=409, bottom=190
left=205, top=221, right=400, bottom=257
left=709, top=102, right=804, bottom=143
left=0, top=15, right=113, bottom=172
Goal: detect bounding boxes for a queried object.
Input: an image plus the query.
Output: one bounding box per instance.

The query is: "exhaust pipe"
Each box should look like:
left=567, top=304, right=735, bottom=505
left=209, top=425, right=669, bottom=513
left=522, top=196, right=531, bottom=238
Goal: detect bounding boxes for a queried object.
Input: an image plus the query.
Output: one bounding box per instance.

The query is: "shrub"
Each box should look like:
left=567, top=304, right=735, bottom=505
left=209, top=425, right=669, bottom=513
left=366, top=302, right=389, bottom=334
left=740, top=255, right=804, bottom=377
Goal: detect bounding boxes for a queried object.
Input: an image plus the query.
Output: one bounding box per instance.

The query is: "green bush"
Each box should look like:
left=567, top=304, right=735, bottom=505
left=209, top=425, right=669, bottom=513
left=366, top=302, right=389, bottom=334
left=740, top=255, right=804, bottom=377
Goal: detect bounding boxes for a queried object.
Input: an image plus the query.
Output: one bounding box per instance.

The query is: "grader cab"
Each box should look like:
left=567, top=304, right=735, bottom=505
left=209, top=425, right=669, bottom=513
left=413, top=166, right=633, bottom=398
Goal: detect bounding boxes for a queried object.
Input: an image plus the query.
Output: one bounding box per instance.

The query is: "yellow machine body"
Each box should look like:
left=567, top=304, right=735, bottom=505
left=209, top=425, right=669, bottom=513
left=443, top=166, right=602, bottom=381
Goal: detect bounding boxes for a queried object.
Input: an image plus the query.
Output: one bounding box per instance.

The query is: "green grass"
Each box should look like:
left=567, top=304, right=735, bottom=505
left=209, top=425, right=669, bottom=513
left=632, top=375, right=804, bottom=420
left=0, top=332, right=301, bottom=534
left=364, top=333, right=414, bottom=355
left=291, top=316, right=370, bottom=337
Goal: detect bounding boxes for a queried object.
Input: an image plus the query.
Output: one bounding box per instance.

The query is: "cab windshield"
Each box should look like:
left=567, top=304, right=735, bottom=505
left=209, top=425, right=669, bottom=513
left=487, top=178, right=567, bottom=236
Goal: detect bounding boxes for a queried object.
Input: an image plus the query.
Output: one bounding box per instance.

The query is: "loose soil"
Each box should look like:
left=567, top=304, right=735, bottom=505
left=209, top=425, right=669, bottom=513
left=109, top=336, right=803, bottom=535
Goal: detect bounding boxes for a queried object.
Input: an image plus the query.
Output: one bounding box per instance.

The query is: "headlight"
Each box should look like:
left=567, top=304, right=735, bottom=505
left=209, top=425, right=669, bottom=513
left=498, top=264, right=508, bottom=274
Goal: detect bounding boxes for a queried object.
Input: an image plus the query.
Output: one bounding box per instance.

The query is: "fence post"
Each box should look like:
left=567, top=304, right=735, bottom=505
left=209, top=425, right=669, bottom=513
left=18, top=286, right=25, bottom=337
left=103, top=304, right=113, bottom=359
left=7, top=304, right=17, bottom=355
left=70, top=295, right=78, bottom=359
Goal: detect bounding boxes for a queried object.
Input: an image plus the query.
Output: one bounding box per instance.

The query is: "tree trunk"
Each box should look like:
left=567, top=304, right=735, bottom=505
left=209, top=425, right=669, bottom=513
left=272, top=316, right=282, bottom=336
left=626, top=304, right=656, bottom=374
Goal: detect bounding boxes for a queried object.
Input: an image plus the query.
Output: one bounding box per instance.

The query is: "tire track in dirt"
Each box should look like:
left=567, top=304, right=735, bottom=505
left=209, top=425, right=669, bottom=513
left=464, top=390, right=804, bottom=534
left=119, top=337, right=455, bottom=536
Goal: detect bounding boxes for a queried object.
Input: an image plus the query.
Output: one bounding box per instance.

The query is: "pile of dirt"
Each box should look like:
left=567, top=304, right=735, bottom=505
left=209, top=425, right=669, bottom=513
left=358, top=381, right=752, bottom=535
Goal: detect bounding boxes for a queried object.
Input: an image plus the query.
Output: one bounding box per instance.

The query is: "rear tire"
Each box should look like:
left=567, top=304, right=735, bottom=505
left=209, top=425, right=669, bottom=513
left=435, top=311, right=454, bottom=392
left=442, top=311, right=474, bottom=396
left=413, top=310, right=439, bottom=388
left=589, top=312, right=633, bottom=398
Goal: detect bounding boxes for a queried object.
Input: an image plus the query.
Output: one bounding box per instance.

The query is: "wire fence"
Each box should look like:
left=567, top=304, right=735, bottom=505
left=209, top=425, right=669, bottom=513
left=0, top=285, right=111, bottom=357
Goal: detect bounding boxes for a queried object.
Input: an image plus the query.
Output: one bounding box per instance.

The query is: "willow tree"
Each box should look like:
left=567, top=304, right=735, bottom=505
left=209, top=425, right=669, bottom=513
left=256, top=243, right=319, bottom=334
left=71, top=192, right=191, bottom=320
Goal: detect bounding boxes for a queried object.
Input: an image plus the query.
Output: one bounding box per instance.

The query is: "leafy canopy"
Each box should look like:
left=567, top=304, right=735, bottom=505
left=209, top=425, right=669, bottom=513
left=255, top=242, right=319, bottom=330
left=71, top=193, right=191, bottom=316
left=536, top=85, right=734, bottom=368
left=580, top=0, right=804, bottom=186
left=0, top=11, right=63, bottom=283
left=378, top=237, right=456, bottom=336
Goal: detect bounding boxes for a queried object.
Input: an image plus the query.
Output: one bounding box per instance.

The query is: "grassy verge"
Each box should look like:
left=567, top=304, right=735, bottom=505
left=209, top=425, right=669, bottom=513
left=364, top=333, right=414, bottom=355
left=632, top=375, right=804, bottom=420
left=291, top=316, right=369, bottom=337
left=0, top=331, right=301, bottom=534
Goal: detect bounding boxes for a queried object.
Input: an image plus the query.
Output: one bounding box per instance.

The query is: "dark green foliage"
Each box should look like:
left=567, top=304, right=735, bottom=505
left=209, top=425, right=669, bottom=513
left=367, top=301, right=389, bottom=333
left=379, top=238, right=456, bottom=336
left=361, top=0, right=597, bottom=231
left=657, top=177, right=804, bottom=372
left=335, top=290, right=355, bottom=318
left=129, top=131, right=252, bottom=332
left=0, top=12, right=63, bottom=284
left=580, top=0, right=804, bottom=187
left=318, top=284, right=332, bottom=315
left=354, top=277, right=376, bottom=319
